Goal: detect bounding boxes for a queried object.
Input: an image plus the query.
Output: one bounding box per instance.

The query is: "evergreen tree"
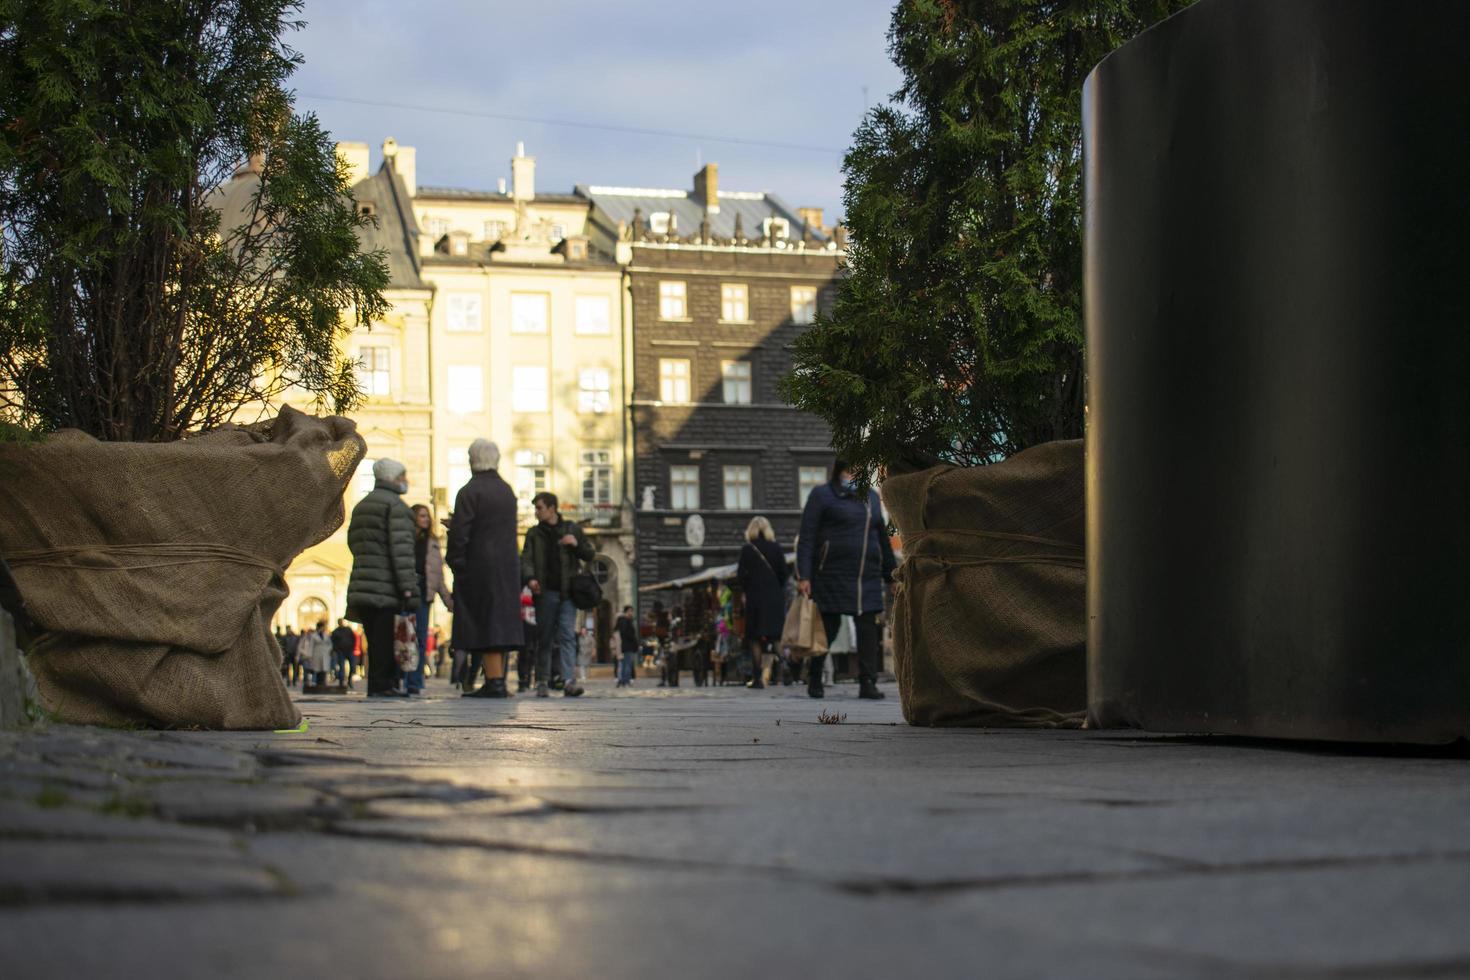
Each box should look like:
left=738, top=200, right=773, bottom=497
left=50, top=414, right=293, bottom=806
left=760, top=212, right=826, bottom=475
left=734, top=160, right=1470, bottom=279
left=783, top=0, right=1194, bottom=471
left=0, top=0, right=388, bottom=441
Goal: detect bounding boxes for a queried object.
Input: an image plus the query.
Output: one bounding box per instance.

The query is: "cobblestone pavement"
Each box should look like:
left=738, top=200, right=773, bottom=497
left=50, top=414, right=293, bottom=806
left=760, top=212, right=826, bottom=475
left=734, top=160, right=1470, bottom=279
left=2, top=672, right=1468, bottom=979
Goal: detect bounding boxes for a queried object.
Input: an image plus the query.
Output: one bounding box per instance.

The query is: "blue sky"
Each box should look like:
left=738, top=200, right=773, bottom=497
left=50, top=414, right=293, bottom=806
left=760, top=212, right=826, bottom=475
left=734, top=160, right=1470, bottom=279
left=288, top=1, right=906, bottom=222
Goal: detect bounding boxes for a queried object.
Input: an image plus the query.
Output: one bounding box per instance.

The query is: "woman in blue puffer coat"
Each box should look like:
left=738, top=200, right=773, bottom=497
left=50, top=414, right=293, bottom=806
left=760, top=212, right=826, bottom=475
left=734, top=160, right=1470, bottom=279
left=796, top=460, right=896, bottom=700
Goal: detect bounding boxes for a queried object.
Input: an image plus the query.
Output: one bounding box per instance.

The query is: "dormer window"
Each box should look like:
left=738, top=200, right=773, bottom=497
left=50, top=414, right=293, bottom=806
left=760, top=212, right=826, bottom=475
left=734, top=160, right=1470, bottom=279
left=449, top=231, right=470, bottom=256
left=763, top=217, right=790, bottom=241
left=649, top=211, right=672, bottom=234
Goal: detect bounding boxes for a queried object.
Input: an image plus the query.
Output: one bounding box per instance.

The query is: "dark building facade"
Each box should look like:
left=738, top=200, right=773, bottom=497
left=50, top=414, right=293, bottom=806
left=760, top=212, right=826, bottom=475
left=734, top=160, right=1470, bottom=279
left=586, top=168, right=843, bottom=611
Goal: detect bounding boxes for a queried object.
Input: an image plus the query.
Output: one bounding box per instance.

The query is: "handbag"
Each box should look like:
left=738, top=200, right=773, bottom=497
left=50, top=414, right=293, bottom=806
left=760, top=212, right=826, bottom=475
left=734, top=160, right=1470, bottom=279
left=779, top=593, right=828, bottom=660
left=569, top=558, right=603, bottom=611
left=393, top=612, right=419, bottom=671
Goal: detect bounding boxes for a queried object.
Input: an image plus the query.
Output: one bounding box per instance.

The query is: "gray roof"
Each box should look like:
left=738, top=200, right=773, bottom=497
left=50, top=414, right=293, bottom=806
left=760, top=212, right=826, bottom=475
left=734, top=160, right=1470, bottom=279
left=577, top=184, right=829, bottom=244
left=208, top=162, right=428, bottom=292
left=416, top=185, right=588, bottom=206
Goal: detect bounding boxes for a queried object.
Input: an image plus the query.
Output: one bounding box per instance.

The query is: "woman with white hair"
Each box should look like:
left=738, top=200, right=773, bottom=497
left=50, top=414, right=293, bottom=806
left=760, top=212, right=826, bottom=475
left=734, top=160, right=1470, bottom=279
left=445, top=439, right=524, bottom=698
left=346, top=458, right=421, bottom=697
left=735, top=515, right=789, bottom=690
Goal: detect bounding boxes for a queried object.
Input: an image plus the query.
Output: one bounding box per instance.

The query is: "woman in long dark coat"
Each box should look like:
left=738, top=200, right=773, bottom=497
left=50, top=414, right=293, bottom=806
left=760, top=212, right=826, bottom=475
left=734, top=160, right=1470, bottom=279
left=445, top=439, right=524, bottom=698
left=796, top=460, right=896, bottom=700
left=736, top=515, right=789, bottom=690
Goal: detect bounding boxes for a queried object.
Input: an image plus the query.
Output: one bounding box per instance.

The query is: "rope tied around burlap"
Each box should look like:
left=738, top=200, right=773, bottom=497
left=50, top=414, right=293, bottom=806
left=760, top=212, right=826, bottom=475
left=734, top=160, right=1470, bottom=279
left=6, top=543, right=284, bottom=575
left=893, top=528, right=1084, bottom=595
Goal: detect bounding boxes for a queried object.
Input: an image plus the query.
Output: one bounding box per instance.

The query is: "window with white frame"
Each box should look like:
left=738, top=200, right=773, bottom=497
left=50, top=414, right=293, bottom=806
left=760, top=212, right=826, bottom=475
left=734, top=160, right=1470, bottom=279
left=580, top=449, right=613, bottom=508
left=763, top=216, right=790, bottom=241
left=721, top=360, right=751, bottom=405
left=512, top=365, right=548, bottom=413
left=483, top=219, right=504, bottom=241
left=578, top=367, right=611, bottom=414
left=658, top=358, right=690, bottom=404
left=790, top=286, right=818, bottom=325
left=658, top=281, right=687, bottom=319
left=649, top=212, right=671, bottom=234
left=575, top=295, right=611, bottom=335
left=550, top=223, right=566, bottom=241
left=511, top=292, right=549, bottom=334
left=356, top=346, right=390, bottom=396
left=720, top=283, right=749, bottom=322
left=723, top=465, right=752, bottom=510
left=448, top=446, right=473, bottom=502
left=669, top=465, right=700, bottom=510
left=426, top=216, right=450, bottom=239
left=355, top=457, right=378, bottom=499
left=446, top=365, right=483, bottom=415
left=798, top=465, right=827, bottom=507
left=446, top=293, right=482, bottom=332
left=513, top=450, right=549, bottom=510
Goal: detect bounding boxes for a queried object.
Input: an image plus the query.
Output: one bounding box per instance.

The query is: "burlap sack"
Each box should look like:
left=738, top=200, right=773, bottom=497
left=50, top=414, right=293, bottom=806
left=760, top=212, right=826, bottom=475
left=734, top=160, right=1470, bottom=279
left=0, top=406, right=364, bottom=729
left=884, top=440, right=1086, bottom=728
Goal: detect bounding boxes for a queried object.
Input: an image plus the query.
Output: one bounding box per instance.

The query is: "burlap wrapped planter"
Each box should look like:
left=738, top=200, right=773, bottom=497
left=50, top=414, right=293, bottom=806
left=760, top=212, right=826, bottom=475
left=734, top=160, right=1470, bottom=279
left=0, top=407, right=364, bottom=730
left=885, top=440, right=1086, bottom=728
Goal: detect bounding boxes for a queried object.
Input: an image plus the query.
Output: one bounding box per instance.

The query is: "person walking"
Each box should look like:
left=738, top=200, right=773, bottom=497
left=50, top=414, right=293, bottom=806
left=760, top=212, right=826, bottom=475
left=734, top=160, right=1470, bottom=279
left=298, top=619, right=333, bottom=689
left=331, top=618, right=357, bottom=687
left=445, top=440, right=524, bottom=699
left=520, top=492, right=596, bottom=698
left=282, top=626, right=301, bottom=685
left=346, top=458, right=421, bottom=698
left=408, top=504, right=454, bottom=695
left=515, top=587, right=537, bottom=692
left=614, top=605, right=639, bottom=687
left=736, top=516, right=789, bottom=691
left=796, top=460, right=896, bottom=700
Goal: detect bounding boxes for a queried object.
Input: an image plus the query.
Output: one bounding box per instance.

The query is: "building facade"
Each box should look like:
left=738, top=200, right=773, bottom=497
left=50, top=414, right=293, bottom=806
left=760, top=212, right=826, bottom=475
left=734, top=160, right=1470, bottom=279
left=585, top=166, right=843, bottom=614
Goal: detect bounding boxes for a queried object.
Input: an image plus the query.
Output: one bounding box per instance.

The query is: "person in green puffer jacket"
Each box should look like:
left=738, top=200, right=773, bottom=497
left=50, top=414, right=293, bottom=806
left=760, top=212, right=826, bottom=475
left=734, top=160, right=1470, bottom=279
left=346, top=458, right=421, bottom=697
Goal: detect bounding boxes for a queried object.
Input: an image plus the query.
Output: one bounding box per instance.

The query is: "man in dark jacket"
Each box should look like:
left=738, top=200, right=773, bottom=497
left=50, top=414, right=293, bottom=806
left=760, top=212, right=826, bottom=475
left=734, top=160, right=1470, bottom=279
left=331, top=618, right=357, bottom=687
left=346, top=458, right=421, bottom=697
left=446, top=439, right=524, bottom=699
left=520, top=492, right=596, bottom=698
left=796, top=460, right=897, bottom=700
left=283, top=626, right=301, bottom=685
left=614, top=605, right=638, bottom=687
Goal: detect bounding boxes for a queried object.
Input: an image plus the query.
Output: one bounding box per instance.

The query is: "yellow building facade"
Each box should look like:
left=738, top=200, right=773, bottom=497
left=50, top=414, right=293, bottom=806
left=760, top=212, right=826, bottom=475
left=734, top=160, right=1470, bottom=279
left=276, top=139, right=634, bottom=633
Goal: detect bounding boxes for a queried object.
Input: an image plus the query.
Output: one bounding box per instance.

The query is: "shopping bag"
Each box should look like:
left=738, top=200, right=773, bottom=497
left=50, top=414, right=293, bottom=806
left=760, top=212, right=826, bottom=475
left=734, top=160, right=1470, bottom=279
left=780, top=594, right=828, bottom=659
left=393, top=612, right=419, bottom=671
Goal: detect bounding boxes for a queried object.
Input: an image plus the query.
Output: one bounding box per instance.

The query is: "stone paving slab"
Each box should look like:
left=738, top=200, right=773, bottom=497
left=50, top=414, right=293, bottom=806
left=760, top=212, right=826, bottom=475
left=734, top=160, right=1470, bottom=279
left=1, top=675, right=1467, bottom=978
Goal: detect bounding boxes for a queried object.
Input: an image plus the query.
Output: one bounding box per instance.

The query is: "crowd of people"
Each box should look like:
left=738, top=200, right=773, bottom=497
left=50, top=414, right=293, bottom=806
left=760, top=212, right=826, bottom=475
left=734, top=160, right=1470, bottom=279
left=281, top=447, right=895, bottom=701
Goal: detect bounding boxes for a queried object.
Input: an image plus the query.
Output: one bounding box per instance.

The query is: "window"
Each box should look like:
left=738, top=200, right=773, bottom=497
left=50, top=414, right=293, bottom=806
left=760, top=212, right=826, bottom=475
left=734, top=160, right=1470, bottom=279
left=721, top=360, right=751, bottom=405
left=356, top=346, right=390, bottom=396
left=550, top=223, right=566, bottom=241
left=575, top=295, right=611, bottom=335
left=649, top=211, right=671, bottom=234
left=513, top=365, right=548, bottom=413
left=669, top=465, right=700, bottom=510
left=513, top=450, right=549, bottom=510
left=580, top=449, right=612, bottom=508
left=658, top=359, right=691, bottom=404
left=447, top=365, right=483, bottom=415
left=446, top=293, right=482, bottom=332
left=723, top=465, right=752, bottom=510
left=355, top=457, right=377, bottom=499
left=720, top=283, right=749, bottom=322
left=798, top=466, right=827, bottom=507
left=449, top=232, right=469, bottom=256
left=483, top=220, right=504, bottom=241
left=791, top=286, right=818, bottom=325
left=578, top=368, right=611, bottom=414
left=763, top=216, right=790, bottom=241
left=511, top=293, right=549, bottom=334
left=448, top=445, right=473, bottom=502
left=426, top=217, right=450, bottom=239
left=658, top=281, right=687, bottom=319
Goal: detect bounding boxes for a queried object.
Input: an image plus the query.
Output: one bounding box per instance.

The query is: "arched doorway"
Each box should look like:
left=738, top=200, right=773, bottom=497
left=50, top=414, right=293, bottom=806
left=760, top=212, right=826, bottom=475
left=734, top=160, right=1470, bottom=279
left=296, top=596, right=329, bottom=632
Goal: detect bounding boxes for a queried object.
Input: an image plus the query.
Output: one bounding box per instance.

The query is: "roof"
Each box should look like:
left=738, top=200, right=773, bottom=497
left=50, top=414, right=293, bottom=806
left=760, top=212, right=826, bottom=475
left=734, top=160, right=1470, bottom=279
left=210, top=161, right=428, bottom=292
left=579, top=184, right=830, bottom=245
left=415, top=186, right=588, bottom=206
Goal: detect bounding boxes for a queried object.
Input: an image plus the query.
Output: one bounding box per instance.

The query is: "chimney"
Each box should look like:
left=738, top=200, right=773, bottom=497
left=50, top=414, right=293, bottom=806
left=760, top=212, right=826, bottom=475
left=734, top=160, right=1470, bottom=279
left=693, top=163, right=719, bottom=213
left=381, top=137, right=417, bottom=197
left=336, top=142, right=369, bottom=187
left=498, top=177, right=508, bottom=195
left=511, top=142, right=535, bottom=201
left=797, top=207, right=824, bottom=233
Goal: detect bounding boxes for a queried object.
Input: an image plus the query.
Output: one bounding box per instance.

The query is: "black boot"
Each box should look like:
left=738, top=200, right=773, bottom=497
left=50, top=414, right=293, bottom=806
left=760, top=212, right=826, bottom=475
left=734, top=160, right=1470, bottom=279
left=747, top=668, right=764, bottom=690
left=858, top=674, right=886, bottom=700
left=465, top=677, right=510, bottom=698
left=807, top=655, right=825, bottom=699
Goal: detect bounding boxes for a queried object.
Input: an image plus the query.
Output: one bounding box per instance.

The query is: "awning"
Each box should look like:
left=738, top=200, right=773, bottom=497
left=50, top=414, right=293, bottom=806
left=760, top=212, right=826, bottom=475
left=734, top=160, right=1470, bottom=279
left=638, top=552, right=795, bottom=593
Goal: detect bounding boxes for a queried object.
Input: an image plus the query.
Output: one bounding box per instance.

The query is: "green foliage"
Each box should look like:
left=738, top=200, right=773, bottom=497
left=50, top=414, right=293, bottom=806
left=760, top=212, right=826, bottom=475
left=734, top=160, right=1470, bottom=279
left=783, top=0, right=1194, bottom=470
left=0, top=0, right=388, bottom=441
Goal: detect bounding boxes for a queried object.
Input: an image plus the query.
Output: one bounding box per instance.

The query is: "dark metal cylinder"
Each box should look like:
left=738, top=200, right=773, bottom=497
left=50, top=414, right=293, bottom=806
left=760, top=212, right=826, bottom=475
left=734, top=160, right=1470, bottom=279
left=1083, top=0, right=1470, bottom=742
